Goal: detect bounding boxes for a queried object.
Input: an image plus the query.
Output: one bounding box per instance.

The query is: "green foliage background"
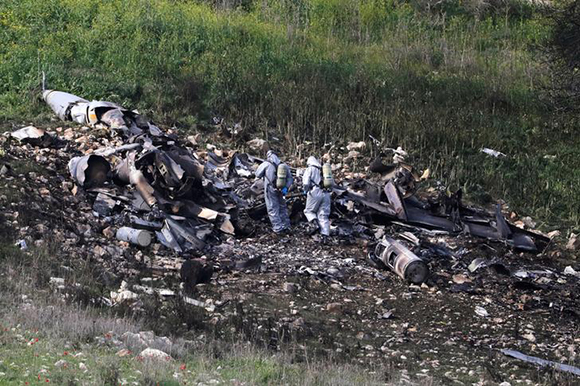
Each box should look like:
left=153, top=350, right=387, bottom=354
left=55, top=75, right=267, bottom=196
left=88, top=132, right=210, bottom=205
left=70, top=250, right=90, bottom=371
left=0, top=0, right=578, bottom=227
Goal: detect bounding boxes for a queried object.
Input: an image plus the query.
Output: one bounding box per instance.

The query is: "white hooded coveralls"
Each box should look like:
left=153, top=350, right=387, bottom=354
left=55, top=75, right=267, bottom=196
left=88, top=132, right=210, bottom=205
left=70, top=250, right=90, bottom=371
left=302, top=156, right=331, bottom=236
left=255, top=151, right=293, bottom=233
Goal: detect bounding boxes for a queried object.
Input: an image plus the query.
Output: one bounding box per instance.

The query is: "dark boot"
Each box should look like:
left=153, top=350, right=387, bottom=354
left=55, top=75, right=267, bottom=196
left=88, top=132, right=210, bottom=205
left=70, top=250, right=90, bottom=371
left=307, top=219, right=320, bottom=235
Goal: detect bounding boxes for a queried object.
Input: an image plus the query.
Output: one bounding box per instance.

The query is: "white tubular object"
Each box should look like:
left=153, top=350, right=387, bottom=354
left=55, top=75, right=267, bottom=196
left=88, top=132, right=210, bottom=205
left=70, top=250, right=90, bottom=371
left=116, top=227, right=152, bottom=247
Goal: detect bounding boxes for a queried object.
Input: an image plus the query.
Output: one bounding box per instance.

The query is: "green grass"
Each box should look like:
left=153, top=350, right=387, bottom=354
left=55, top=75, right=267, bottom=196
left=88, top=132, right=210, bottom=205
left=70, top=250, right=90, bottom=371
left=0, top=0, right=578, bottom=227
left=0, top=286, right=390, bottom=386
left=0, top=325, right=390, bottom=385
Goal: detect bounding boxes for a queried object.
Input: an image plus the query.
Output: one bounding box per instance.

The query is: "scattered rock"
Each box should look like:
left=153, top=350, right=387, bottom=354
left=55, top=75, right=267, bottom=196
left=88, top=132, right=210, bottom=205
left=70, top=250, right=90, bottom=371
left=139, top=331, right=155, bottom=343
left=452, top=274, right=471, bottom=284
left=246, top=138, right=268, bottom=153
left=521, top=216, right=536, bottom=229
left=39, top=187, right=51, bottom=197
left=283, top=282, right=298, bottom=293
left=566, top=233, right=579, bottom=251
left=116, top=349, right=132, bottom=357
left=564, top=266, right=580, bottom=278
left=345, top=150, right=361, bottom=160
left=102, top=226, right=114, bottom=238
left=110, top=281, right=138, bottom=304
left=326, top=302, right=342, bottom=314
left=326, top=267, right=340, bottom=276
left=54, top=359, right=68, bottom=368
left=475, top=306, right=489, bottom=317
left=522, top=333, right=536, bottom=343
left=346, top=141, right=366, bottom=151
left=180, top=259, right=214, bottom=291
left=139, top=348, right=172, bottom=361
left=291, top=317, right=305, bottom=329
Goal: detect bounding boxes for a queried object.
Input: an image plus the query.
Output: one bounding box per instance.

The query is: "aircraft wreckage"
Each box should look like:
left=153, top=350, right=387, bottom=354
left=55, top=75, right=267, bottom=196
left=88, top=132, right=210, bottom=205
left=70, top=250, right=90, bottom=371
left=33, top=88, right=550, bottom=285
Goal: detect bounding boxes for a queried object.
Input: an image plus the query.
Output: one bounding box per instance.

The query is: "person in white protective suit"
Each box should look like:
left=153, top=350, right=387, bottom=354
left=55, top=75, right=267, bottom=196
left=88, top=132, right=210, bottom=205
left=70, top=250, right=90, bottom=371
left=255, top=151, right=293, bottom=233
left=302, top=156, right=332, bottom=236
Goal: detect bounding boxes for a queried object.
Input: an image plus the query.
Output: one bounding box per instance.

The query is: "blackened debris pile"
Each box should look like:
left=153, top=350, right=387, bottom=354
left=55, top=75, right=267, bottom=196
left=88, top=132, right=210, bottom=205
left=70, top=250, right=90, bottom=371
left=36, top=89, right=552, bottom=283
left=43, top=89, right=266, bottom=255
left=2, top=89, right=578, bottom=383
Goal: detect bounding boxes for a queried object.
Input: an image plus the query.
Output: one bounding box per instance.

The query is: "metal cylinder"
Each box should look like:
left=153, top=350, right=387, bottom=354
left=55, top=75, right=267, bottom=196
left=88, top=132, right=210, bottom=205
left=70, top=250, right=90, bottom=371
left=276, top=163, right=287, bottom=189
left=116, top=227, right=152, bottom=247
left=129, top=170, right=157, bottom=207
left=375, top=237, right=429, bottom=284
left=322, top=163, right=333, bottom=189
left=43, top=90, right=88, bottom=121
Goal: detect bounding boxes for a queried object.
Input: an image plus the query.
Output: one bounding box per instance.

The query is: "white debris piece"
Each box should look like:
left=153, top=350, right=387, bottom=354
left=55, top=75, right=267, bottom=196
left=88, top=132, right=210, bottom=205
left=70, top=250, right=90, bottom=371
left=11, top=126, right=45, bottom=141
left=566, top=233, right=579, bottom=251
left=246, top=138, right=268, bottom=153
left=110, top=281, right=138, bottom=304
left=468, top=258, right=487, bottom=273
left=54, top=360, right=68, bottom=368
left=346, top=141, right=366, bottom=151
left=564, top=266, right=580, bottom=278
left=475, top=306, right=489, bottom=317
left=15, top=240, right=28, bottom=250
left=158, top=289, right=176, bottom=297
left=183, top=296, right=216, bottom=312
left=392, top=146, right=408, bottom=163
left=481, top=147, right=506, bottom=158
left=49, top=277, right=65, bottom=285
left=345, top=150, right=361, bottom=160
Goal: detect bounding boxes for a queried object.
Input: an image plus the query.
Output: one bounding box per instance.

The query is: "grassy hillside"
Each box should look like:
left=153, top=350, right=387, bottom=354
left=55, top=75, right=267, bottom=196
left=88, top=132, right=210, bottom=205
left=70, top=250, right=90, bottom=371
left=0, top=248, right=386, bottom=386
left=0, top=0, right=578, bottom=227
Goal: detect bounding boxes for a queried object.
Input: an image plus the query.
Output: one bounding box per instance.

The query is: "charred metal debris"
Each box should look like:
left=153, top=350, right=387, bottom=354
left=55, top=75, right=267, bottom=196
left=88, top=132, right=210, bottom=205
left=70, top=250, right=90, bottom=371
left=4, top=89, right=580, bottom=382
left=9, top=90, right=553, bottom=287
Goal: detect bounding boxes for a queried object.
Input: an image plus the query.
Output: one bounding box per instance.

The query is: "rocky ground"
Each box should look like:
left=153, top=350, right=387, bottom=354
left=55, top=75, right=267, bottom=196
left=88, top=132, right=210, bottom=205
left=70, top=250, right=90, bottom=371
left=1, top=124, right=579, bottom=385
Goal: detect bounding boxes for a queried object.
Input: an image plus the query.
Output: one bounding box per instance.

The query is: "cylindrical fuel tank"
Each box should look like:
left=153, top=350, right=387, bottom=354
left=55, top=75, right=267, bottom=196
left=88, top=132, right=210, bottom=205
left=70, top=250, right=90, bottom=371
left=375, top=237, right=429, bottom=284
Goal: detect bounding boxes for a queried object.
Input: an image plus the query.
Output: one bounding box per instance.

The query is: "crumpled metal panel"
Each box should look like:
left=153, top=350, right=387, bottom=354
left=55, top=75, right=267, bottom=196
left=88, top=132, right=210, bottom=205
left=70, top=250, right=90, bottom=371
left=11, top=126, right=45, bottom=141
left=68, top=155, right=111, bottom=188
left=86, top=101, right=125, bottom=125
left=384, top=180, right=407, bottom=221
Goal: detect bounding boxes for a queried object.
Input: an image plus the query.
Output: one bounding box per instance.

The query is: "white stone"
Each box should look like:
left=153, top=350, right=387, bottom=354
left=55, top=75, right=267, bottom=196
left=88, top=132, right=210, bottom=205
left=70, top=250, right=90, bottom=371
left=139, top=348, right=172, bottom=361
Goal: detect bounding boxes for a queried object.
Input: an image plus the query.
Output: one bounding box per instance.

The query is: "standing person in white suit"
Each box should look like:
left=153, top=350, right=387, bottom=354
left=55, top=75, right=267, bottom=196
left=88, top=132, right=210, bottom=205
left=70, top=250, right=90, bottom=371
left=302, top=156, right=333, bottom=237
left=255, top=150, right=293, bottom=233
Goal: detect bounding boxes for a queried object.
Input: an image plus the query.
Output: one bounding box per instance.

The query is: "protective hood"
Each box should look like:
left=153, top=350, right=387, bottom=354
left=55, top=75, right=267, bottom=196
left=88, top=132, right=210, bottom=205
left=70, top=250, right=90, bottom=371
left=267, top=150, right=280, bottom=165
left=307, top=156, right=321, bottom=168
